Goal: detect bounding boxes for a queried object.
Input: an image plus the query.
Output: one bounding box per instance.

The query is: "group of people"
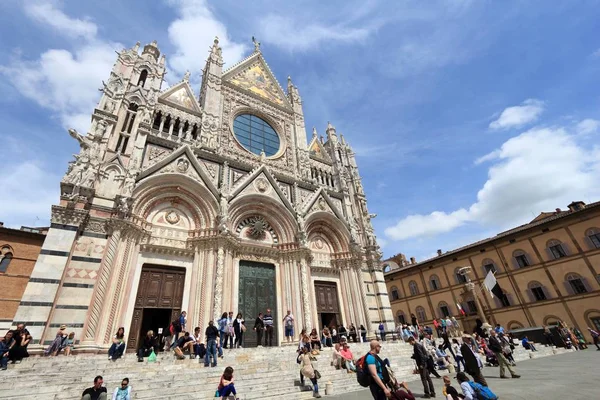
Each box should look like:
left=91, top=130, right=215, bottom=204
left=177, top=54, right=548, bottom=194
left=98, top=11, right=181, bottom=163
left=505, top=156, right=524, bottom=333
left=1, top=323, right=33, bottom=369
left=305, top=323, right=368, bottom=351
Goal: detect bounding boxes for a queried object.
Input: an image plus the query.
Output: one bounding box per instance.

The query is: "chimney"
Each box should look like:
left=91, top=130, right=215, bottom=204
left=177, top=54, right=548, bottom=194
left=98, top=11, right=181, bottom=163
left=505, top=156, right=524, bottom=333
left=567, top=201, right=586, bottom=212
left=437, top=249, right=442, bottom=256
left=555, top=208, right=561, bottom=213
left=410, top=257, right=416, bottom=264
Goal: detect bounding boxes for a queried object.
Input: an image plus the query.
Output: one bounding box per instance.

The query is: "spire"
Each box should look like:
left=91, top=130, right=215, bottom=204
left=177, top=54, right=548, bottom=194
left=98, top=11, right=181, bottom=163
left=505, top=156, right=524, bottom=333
left=133, top=41, right=140, bottom=53
left=209, top=36, right=223, bottom=65
left=142, top=40, right=160, bottom=61
left=183, top=70, right=190, bottom=82
left=326, top=121, right=338, bottom=142
left=312, top=127, right=318, bottom=137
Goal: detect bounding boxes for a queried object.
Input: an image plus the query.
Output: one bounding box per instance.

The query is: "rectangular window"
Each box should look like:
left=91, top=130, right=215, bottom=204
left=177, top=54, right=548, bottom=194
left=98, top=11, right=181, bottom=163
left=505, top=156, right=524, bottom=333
left=467, top=300, right=477, bottom=314
left=500, top=294, right=511, bottom=307
left=589, top=234, right=600, bottom=249
left=531, top=287, right=546, bottom=301
left=440, top=306, right=450, bottom=317
left=569, top=279, right=588, bottom=294
left=550, top=244, right=566, bottom=259
left=516, top=255, right=529, bottom=268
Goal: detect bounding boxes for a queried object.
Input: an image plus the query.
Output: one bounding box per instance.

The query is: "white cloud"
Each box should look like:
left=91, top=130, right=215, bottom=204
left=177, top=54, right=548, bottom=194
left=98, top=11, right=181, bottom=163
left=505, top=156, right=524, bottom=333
left=1, top=43, right=120, bottom=133
left=385, top=124, right=600, bottom=241
left=576, top=119, right=600, bottom=135
left=489, top=99, right=545, bottom=130
left=24, top=1, right=97, bottom=40
left=258, top=14, right=372, bottom=52
left=166, top=0, right=248, bottom=77
left=0, top=161, right=59, bottom=228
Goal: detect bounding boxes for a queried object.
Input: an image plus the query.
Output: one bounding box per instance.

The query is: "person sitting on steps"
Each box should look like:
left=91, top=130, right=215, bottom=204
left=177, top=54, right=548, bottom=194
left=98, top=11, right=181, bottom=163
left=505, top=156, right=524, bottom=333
left=108, top=327, right=126, bottom=361
left=1, top=331, right=14, bottom=371
left=339, top=339, right=356, bottom=372
left=174, top=331, right=195, bottom=359
left=192, top=326, right=206, bottom=359
left=64, top=332, right=75, bottom=356
left=217, top=366, right=238, bottom=399
left=111, top=377, right=131, bottom=400
left=137, top=330, right=157, bottom=362
left=82, top=375, right=107, bottom=400
left=309, top=328, right=322, bottom=351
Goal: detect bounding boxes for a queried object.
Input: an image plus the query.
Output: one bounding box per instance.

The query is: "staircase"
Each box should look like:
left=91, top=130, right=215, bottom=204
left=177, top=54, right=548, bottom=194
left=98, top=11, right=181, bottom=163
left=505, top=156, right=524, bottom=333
left=0, top=339, right=569, bottom=399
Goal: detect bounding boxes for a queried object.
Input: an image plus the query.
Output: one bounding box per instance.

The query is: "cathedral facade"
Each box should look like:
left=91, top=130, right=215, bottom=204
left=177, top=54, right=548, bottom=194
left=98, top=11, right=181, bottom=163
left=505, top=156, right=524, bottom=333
left=13, top=39, right=393, bottom=350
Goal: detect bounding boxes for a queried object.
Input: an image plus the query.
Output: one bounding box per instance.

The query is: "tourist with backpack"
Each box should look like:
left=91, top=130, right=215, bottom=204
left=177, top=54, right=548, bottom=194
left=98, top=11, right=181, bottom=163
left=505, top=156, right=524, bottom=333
left=357, top=339, right=391, bottom=400
left=407, top=336, right=435, bottom=398
left=456, top=371, right=498, bottom=400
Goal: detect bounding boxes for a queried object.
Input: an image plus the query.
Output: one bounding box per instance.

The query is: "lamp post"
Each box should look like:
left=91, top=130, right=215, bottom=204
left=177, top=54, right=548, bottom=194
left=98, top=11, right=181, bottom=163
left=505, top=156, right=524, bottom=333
left=458, top=266, right=489, bottom=326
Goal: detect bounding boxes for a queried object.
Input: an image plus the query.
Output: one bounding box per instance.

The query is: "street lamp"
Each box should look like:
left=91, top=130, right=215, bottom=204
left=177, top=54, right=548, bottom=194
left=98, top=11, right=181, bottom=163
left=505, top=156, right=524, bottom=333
left=458, top=267, right=489, bottom=326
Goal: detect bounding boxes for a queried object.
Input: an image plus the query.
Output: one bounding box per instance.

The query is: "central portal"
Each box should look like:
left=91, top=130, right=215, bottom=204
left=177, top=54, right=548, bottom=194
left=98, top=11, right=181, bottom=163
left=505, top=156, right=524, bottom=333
left=314, top=281, right=341, bottom=331
left=238, top=261, right=277, bottom=347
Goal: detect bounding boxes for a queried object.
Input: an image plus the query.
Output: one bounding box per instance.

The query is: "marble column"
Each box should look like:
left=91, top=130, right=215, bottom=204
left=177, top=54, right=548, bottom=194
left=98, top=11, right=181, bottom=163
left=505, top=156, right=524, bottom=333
left=213, top=245, right=225, bottom=321
left=299, top=258, right=312, bottom=331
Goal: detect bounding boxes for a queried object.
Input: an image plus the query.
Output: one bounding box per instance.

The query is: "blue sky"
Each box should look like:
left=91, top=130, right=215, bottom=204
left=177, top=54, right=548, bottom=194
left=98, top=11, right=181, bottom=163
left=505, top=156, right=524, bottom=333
left=1, top=0, right=600, bottom=261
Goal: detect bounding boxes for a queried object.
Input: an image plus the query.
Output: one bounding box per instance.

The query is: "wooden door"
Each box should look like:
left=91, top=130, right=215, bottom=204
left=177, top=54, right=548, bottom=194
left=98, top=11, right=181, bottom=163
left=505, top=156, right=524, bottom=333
left=314, top=281, right=340, bottom=313
left=128, top=265, right=185, bottom=350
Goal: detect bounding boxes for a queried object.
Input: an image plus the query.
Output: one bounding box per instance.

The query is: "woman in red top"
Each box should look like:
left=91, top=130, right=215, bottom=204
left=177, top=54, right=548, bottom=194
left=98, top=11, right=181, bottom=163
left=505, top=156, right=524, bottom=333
left=217, top=366, right=237, bottom=398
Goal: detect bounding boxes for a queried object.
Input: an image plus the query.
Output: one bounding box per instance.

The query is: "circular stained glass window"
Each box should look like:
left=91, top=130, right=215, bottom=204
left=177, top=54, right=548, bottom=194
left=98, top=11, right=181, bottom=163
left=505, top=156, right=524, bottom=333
left=232, top=114, right=280, bottom=157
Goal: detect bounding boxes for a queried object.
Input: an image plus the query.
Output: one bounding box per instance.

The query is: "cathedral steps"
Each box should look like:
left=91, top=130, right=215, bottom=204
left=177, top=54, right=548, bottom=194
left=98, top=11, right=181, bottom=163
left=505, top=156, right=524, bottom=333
left=0, top=340, right=568, bottom=399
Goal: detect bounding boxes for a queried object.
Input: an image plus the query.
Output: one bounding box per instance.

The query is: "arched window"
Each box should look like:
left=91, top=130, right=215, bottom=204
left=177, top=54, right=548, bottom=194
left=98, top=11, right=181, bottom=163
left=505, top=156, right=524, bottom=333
left=507, top=320, right=524, bottom=330
left=455, top=268, right=467, bottom=284
left=0, top=246, right=13, bottom=273
left=429, top=274, right=441, bottom=291
left=383, top=264, right=392, bottom=273
left=438, top=301, right=451, bottom=317
left=547, top=239, right=567, bottom=260
left=152, top=111, right=162, bottom=130
left=415, top=306, right=426, bottom=322
left=565, top=273, right=589, bottom=295
left=116, top=103, right=139, bottom=154
left=408, top=281, right=419, bottom=296
left=397, top=311, right=406, bottom=325
left=482, top=258, right=497, bottom=275
left=526, top=281, right=548, bottom=302
left=138, top=69, right=148, bottom=87
left=543, top=315, right=561, bottom=326
left=585, top=228, right=600, bottom=249
left=512, top=250, right=530, bottom=269
left=390, top=286, right=400, bottom=301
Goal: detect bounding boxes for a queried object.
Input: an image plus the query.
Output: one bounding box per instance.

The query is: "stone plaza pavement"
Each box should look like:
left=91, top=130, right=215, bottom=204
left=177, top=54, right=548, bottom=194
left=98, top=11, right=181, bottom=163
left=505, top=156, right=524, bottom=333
left=328, top=349, right=598, bottom=400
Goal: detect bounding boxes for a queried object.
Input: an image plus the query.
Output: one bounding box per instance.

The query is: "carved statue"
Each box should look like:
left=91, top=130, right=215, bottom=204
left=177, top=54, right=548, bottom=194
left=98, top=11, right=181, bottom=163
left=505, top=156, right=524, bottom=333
left=252, top=36, right=261, bottom=52
left=183, top=70, right=191, bottom=81
left=103, top=100, right=115, bottom=113
left=218, top=195, right=229, bottom=234
left=117, top=197, right=130, bottom=218
left=122, top=172, right=137, bottom=197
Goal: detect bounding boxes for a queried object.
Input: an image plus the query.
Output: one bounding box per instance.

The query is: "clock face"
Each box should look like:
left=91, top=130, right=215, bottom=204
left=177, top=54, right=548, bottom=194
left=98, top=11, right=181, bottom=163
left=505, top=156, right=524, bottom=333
left=232, top=114, right=280, bottom=157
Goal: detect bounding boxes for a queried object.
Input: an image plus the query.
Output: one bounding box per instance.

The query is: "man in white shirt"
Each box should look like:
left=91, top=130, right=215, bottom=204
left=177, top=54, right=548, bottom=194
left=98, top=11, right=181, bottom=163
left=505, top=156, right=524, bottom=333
left=283, top=310, right=294, bottom=343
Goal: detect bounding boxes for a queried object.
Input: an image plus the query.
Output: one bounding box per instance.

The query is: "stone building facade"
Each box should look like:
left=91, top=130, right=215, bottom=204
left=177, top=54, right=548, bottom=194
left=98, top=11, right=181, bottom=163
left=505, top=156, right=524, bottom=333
left=11, top=39, right=392, bottom=349
left=384, top=201, right=600, bottom=342
left=0, top=224, right=47, bottom=332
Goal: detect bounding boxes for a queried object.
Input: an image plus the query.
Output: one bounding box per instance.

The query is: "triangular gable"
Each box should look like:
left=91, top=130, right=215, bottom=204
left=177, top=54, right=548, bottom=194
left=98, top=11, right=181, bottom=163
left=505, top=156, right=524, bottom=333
left=307, top=136, right=332, bottom=164
left=229, top=165, right=294, bottom=213
left=222, top=53, right=292, bottom=110
left=302, top=188, right=344, bottom=221
left=137, top=145, right=219, bottom=198
left=125, top=85, right=149, bottom=104
left=158, top=81, right=202, bottom=114
left=101, top=153, right=127, bottom=171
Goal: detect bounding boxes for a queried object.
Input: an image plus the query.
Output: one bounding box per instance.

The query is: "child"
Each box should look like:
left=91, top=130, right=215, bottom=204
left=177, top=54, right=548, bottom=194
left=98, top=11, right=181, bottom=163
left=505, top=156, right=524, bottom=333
left=64, top=332, right=75, bottom=356
left=442, top=375, right=462, bottom=400
left=217, top=366, right=237, bottom=399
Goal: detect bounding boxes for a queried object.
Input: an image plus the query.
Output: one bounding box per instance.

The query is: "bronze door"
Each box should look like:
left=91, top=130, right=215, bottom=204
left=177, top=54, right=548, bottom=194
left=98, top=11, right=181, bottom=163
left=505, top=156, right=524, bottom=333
left=128, top=265, right=185, bottom=350
left=314, top=281, right=341, bottom=329
left=238, top=261, right=276, bottom=347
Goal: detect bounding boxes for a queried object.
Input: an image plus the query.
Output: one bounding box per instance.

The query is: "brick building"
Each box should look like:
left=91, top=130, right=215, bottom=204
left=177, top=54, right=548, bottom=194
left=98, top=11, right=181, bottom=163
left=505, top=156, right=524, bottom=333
left=384, top=201, right=600, bottom=341
left=0, top=223, right=47, bottom=332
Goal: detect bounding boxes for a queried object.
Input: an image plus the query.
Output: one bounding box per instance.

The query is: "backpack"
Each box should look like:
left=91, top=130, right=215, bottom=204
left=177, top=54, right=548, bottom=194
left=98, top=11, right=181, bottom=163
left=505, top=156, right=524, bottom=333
left=356, top=353, right=390, bottom=388
left=468, top=381, right=498, bottom=400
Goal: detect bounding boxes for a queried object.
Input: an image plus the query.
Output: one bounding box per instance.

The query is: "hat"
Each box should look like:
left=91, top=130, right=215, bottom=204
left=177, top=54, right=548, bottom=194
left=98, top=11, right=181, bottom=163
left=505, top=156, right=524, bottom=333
left=60, top=324, right=67, bottom=330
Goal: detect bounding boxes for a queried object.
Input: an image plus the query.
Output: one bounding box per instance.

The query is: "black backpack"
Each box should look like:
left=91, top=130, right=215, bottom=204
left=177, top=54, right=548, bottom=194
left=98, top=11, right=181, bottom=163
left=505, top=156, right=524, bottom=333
left=356, top=353, right=389, bottom=387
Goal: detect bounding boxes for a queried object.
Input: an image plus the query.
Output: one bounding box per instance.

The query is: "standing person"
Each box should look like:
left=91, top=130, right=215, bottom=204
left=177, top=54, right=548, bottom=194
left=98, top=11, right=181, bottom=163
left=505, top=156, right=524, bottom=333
left=331, top=325, right=338, bottom=344
left=111, top=377, right=131, bottom=400
left=407, top=336, right=435, bottom=398
left=588, top=327, right=600, bottom=350
left=263, top=308, right=274, bottom=346
left=379, top=322, right=386, bottom=342
left=543, top=325, right=556, bottom=346
left=365, top=340, right=391, bottom=400
left=233, top=313, right=245, bottom=348
left=451, top=317, right=460, bottom=335
left=108, top=327, right=126, bottom=361
left=411, top=314, right=419, bottom=331
left=283, top=310, right=295, bottom=343
left=488, top=330, right=520, bottom=379
left=179, top=311, right=187, bottom=335
left=338, top=324, right=348, bottom=341
left=137, top=330, right=157, bottom=362
left=349, top=323, right=357, bottom=342
left=81, top=376, right=107, bottom=400
left=1, top=331, right=14, bottom=371
left=433, top=319, right=441, bottom=338
left=253, top=312, right=264, bottom=347
left=217, top=366, right=237, bottom=398
left=441, top=318, right=447, bottom=335
left=460, top=335, right=487, bottom=387
left=360, top=324, right=367, bottom=343
left=204, top=320, right=220, bottom=367
left=299, top=346, right=322, bottom=398
left=218, top=312, right=228, bottom=352
left=445, top=317, right=453, bottom=336
left=452, top=339, right=465, bottom=372
left=44, top=325, right=67, bottom=356
left=226, top=312, right=235, bottom=349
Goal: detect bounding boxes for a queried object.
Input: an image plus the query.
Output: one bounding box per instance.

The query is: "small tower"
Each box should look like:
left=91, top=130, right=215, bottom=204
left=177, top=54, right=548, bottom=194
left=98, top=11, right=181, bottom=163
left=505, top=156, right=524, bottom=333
left=198, top=37, right=224, bottom=151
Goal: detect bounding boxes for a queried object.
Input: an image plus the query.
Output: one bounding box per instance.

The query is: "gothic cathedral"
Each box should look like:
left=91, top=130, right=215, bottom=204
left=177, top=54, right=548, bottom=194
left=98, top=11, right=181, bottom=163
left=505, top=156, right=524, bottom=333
left=13, top=39, right=393, bottom=350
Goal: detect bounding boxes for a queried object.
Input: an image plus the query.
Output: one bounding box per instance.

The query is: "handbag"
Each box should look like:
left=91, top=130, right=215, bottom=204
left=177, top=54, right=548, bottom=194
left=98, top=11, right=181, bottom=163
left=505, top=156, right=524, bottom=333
left=241, top=324, right=247, bottom=333
left=314, top=369, right=322, bottom=379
